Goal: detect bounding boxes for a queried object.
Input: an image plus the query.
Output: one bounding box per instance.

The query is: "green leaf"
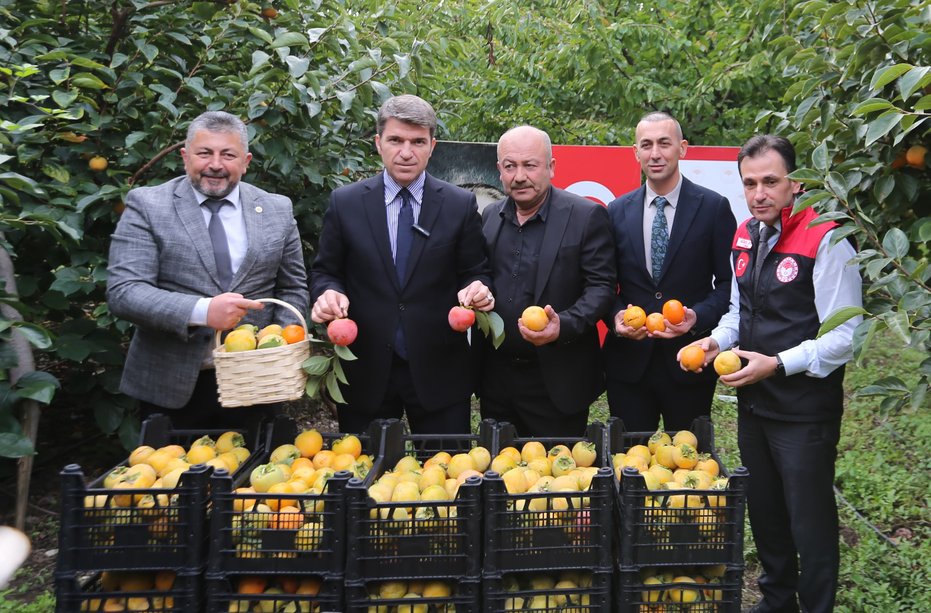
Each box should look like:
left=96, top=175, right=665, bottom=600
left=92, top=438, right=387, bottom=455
left=879, top=310, right=911, bottom=344
left=0, top=433, right=35, bottom=459
left=51, top=89, right=79, bottom=108
left=850, top=98, right=895, bottom=115
left=811, top=141, right=829, bottom=172
left=332, top=356, right=348, bottom=384
left=475, top=311, right=490, bottom=336
left=882, top=228, right=909, bottom=258
left=13, top=371, right=59, bottom=404
left=71, top=56, right=107, bottom=70
left=12, top=322, right=53, bottom=349
left=71, top=72, right=108, bottom=90
left=325, top=370, right=346, bottom=404
left=869, top=63, right=913, bottom=91
left=0, top=172, right=46, bottom=197
left=305, top=376, right=322, bottom=399
left=271, top=32, right=308, bottom=49
left=488, top=311, right=505, bottom=349
left=915, top=94, right=931, bottom=112
left=302, top=355, right=331, bottom=376
left=286, top=56, right=310, bottom=78
left=333, top=344, right=358, bottom=361
left=898, top=66, right=929, bottom=99
left=787, top=168, right=824, bottom=184
left=251, top=50, right=271, bottom=73
left=94, top=401, right=124, bottom=434
left=863, top=112, right=902, bottom=147
left=817, top=306, right=868, bottom=338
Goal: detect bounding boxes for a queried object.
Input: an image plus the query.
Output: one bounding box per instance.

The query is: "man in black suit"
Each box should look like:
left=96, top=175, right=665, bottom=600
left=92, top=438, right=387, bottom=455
left=310, top=95, right=493, bottom=434
left=603, top=112, right=736, bottom=432
left=478, top=126, right=616, bottom=437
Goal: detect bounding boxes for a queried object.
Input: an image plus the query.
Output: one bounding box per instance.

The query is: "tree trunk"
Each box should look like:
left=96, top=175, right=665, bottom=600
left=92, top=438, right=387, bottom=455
left=0, top=233, right=41, bottom=531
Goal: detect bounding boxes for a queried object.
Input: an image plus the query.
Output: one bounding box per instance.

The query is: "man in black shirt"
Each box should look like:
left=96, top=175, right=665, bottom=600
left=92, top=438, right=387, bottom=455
left=477, top=126, right=616, bottom=436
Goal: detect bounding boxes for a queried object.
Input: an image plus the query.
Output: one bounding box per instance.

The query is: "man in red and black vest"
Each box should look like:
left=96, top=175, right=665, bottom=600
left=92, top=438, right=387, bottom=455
left=681, top=135, right=862, bottom=613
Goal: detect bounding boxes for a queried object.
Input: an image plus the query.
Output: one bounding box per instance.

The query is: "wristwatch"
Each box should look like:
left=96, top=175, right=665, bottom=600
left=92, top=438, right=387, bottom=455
left=774, top=355, right=786, bottom=377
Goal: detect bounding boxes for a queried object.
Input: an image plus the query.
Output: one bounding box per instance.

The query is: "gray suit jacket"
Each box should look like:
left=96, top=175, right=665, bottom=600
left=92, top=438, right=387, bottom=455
left=106, top=176, right=308, bottom=408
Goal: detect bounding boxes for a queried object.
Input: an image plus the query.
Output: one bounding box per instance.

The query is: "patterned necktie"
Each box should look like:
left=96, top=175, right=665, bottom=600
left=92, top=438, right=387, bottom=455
left=394, top=188, right=414, bottom=359
left=395, top=188, right=414, bottom=281
left=650, top=196, right=669, bottom=280
left=203, top=198, right=233, bottom=290
left=754, top=224, right=779, bottom=287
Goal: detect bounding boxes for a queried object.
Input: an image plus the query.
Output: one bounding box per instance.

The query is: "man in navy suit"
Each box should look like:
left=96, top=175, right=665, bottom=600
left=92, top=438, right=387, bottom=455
left=602, top=112, right=736, bottom=432
left=310, top=95, right=493, bottom=434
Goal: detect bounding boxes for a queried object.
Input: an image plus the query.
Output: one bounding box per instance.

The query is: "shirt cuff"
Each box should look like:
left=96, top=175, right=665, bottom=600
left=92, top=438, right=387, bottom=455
left=778, top=345, right=809, bottom=377
left=190, top=297, right=211, bottom=327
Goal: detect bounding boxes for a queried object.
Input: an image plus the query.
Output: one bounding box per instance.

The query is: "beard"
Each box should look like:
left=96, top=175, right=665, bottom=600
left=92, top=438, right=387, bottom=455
left=191, top=172, right=235, bottom=198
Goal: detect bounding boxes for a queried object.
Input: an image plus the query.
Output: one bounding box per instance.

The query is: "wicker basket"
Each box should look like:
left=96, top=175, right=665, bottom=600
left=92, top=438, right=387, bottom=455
left=213, top=298, right=311, bottom=408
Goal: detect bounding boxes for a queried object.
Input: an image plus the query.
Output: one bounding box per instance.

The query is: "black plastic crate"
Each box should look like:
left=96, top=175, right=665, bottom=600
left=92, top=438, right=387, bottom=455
left=57, top=414, right=264, bottom=573
left=208, top=416, right=383, bottom=576
left=483, top=569, right=612, bottom=612
left=345, top=577, right=480, bottom=612
left=482, top=422, right=614, bottom=574
left=55, top=568, right=202, bottom=612
left=608, top=417, right=748, bottom=567
left=618, top=565, right=743, bottom=612
left=344, top=419, right=494, bottom=581
left=205, top=573, right=343, bottom=612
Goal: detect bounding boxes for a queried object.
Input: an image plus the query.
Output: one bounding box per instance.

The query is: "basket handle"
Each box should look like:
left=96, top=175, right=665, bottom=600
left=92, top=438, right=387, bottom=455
left=214, top=297, right=309, bottom=349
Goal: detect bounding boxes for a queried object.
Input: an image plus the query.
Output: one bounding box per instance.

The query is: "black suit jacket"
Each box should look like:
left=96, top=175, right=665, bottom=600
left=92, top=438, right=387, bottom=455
left=310, top=172, right=491, bottom=413
left=602, top=176, right=736, bottom=385
left=480, top=188, right=616, bottom=414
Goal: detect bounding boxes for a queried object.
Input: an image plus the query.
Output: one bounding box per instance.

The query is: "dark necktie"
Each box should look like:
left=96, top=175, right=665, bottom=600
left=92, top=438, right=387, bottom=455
left=395, top=188, right=414, bottom=281
left=754, top=224, right=779, bottom=287
left=203, top=198, right=233, bottom=291
left=394, top=188, right=414, bottom=359
left=650, top=196, right=669, bottom=280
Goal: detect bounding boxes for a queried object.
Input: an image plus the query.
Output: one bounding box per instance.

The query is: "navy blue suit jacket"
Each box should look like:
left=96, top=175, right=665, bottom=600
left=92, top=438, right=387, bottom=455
left=310, top=172, right=491, bottom=413
left=602, top=177, right=736, bottom=385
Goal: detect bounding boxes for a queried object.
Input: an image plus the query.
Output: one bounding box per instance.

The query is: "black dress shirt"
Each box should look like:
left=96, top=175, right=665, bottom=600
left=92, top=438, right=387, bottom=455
left=492, top=192, right=551, bottom=359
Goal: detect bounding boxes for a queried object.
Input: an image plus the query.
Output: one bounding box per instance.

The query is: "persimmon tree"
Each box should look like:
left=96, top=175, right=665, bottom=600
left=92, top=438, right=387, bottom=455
left=758, top=0, right=930, bottom=413
left=0, top=0, right=429, bottom=452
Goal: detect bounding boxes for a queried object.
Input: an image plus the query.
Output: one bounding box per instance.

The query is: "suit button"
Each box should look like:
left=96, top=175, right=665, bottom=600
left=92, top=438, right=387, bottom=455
left=655, top=292, right=663, bottom=300
left=399, top=303, right=405, bottom=310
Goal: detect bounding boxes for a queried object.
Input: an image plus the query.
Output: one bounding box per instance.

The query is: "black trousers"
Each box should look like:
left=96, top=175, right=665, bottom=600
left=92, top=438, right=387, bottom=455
left=606, top=348, right=716, bottom=433
left=479, top=352, right=589, bottom=438
left=738, top=410, right=841, bottom=613
left=338, top=354, right=471, bottom=436
left=139, top=369, right=281, bottom=434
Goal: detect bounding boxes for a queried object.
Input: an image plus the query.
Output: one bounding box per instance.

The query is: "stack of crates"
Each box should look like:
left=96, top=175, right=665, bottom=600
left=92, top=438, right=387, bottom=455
left=342, top=418, right=493, bottom=612
left=609, top=416, right=748, bottom=612
left=56, top=414, right=264, bottom=612
left=206, top=415, right=384, bottom=612
left=482, top=422, right=615, bottom=612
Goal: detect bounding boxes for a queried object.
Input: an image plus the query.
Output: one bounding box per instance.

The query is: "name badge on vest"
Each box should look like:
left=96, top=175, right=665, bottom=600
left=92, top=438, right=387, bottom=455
left=736, top=237, right=753, bottom=249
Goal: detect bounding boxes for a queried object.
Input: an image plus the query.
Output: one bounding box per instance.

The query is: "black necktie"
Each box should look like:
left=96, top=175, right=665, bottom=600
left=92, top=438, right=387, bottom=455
left=203, top=198, right=233, bottom=291
left=394, top=188, right=414, bottom=359
left=650, top=196, right=669, bottom=280
left=755, top=224, right=778, bottom=287
left=395, top=188, right=414, bottom=281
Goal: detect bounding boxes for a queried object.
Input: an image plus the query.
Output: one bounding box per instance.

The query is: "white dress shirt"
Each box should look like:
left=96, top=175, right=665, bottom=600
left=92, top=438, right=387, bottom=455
left=189, top=185, right=248, bottom=326
left=711, top=221, right=863, bottom=377
left=642, top=176, right=683, bottom=276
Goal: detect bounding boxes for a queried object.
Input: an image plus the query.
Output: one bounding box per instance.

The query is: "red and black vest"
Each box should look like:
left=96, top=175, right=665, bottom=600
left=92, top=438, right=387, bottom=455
left=731, top=206, right=845, bottom=421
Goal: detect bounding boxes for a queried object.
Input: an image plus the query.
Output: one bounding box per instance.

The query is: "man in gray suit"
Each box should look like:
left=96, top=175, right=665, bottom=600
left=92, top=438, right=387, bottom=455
left=107, top=111, right=308, bottom=429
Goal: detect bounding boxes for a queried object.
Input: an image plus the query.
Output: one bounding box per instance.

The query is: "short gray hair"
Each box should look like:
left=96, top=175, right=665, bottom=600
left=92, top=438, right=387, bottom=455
left=497, top=125, right=553, bottom=161
left=636, top=111, right=683, bottom=142
left=186, top=111, right=249, bottom=151
left=377, top=95, right=437, bottom=139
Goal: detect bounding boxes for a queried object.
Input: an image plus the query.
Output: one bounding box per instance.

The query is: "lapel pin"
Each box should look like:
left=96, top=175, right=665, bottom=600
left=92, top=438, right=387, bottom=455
left=254, top=206, right=263, bottom=213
